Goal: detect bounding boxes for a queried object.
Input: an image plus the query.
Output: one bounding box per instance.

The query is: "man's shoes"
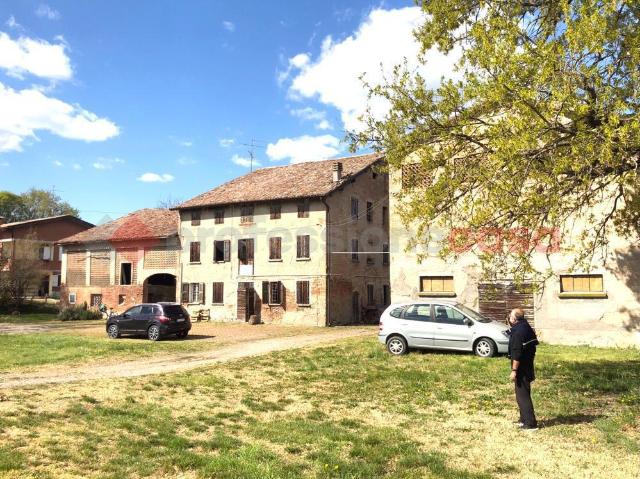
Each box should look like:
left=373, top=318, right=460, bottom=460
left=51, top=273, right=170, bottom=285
left=519, top=424, right=538, bottom=431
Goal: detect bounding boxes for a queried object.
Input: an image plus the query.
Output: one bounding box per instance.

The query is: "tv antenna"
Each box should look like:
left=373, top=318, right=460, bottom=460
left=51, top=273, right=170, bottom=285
left=240, top=139, right=267, bottom=172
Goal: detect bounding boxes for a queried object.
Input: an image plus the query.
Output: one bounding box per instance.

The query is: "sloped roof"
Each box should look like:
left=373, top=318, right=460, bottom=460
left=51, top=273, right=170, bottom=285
left=0, top=214, right=93, bottom=230
left=58, top=209, right=179, bottom=245
left=176, top=153, right=383, bottom=210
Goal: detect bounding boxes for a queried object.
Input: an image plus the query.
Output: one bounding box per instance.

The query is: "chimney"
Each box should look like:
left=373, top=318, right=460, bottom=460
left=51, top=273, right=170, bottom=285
left=332, top=161, right=343, bottom=182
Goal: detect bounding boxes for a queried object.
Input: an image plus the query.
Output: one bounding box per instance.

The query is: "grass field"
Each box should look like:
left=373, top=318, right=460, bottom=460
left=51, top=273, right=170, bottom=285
left=0, top=313, right=60, bottom=324
left=0, top=338, right=638, bottom=478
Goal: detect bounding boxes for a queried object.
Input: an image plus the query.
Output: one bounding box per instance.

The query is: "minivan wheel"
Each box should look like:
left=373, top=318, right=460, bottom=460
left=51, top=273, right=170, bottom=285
left=387, top=336, right=408, bottom=356
left=148, top=325, right=161, bottom=341
left=107, top=324, right=120, bottom=339
left=474, top=337, right=496, bottom=357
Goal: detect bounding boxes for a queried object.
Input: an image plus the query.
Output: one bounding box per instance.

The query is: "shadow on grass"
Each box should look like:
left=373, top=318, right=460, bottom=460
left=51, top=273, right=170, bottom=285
left=541, top=413, right=603, bottom=428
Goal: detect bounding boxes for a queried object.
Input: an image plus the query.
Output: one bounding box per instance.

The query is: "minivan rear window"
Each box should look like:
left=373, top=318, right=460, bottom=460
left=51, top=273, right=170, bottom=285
left=389, top=307, right=405, bottom=318
left=162, top=305, right=187, bottom=318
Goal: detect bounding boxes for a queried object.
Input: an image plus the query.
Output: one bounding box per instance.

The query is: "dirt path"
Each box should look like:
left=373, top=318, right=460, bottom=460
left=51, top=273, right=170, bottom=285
left=0, top=328, right=372, bottom=389
left=0, top=321, right=101, bottom=335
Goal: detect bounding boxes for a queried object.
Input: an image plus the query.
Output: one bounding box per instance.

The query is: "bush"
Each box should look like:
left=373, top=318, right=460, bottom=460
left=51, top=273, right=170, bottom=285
left=58, top=306, right=102, bottom=321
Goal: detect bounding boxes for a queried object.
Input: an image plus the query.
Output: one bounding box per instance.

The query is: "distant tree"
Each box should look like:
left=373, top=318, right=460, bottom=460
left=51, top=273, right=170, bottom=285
left=0, top=191, right=23, bottom=223
left=353, top=0, right=640, bottom=283
left=17, top=189, right=79, bottom=221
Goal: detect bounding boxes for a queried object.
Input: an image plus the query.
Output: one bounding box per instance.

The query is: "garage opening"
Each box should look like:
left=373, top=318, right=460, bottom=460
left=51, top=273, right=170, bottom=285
left=144, top=274, right=177, bottom=303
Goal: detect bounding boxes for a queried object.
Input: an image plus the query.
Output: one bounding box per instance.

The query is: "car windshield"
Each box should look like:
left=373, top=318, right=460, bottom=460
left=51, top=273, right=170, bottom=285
left=455, top=303, right=492, bottom=323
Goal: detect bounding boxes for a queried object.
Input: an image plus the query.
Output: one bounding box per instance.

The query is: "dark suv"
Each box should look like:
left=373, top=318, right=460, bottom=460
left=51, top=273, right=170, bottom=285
left=106, top=303, right=191, bottom=341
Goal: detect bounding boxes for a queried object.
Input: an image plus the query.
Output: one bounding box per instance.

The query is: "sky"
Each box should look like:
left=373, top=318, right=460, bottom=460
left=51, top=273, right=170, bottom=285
left=0, top=1, right=458, bottom=225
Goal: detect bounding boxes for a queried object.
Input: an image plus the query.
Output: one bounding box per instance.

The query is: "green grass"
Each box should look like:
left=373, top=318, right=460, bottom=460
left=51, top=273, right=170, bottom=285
left=0, top=339, right=638, bottom=478
left=0, top=333, right=213, bottom=371
left=0, top=312, right=60, bottom=324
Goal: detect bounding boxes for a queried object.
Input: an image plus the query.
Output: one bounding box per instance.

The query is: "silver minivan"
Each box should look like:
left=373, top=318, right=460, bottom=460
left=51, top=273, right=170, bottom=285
left=378, top=300, right=510, bottom=357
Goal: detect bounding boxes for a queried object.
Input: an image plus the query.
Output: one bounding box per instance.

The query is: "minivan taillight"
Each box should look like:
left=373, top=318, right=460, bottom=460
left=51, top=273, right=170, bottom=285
left=157, top=315, right=171, bottom=324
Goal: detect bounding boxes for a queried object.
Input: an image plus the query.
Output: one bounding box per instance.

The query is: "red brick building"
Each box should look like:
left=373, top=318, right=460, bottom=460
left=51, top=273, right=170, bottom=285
left=58, top=209, right=180, bottom=310
left=0, top=215, right=93, bottom=297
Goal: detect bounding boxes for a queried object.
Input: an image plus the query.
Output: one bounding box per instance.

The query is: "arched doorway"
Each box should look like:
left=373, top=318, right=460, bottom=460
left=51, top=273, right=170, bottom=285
left=143, top=274, right=177, bottom=303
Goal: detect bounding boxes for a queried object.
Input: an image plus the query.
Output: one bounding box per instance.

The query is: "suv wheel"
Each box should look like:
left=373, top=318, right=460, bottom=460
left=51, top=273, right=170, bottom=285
left=474, top=337, right=496, bottom=357
left=107, top=324, right=119, bottom=339
left=148, top=325, right=161, bottom=341
left=387, top=336, right=408, bottom=356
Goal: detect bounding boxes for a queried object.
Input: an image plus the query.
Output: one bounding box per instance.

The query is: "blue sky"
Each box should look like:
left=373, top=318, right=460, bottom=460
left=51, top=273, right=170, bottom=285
left=0, top=1, right=456, bottom=225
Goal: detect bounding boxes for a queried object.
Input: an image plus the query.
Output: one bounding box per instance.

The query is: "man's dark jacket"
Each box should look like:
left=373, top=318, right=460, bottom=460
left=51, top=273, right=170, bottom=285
left=508, top=320, right=538, bottom=381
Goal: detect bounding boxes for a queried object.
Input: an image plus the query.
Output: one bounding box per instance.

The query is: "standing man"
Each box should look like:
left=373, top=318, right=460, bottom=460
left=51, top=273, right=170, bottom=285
left=508, top=308, right=539, bottom=430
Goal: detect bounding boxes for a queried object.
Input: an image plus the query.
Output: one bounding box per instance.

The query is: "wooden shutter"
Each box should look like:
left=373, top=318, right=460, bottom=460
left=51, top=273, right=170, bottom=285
left=262, top=281, right=269, bottom=303
left=181, top=283, right=189, bottom=303
left=198, top=283, right=205, bottom=304
left=223, top=240, right=231, bottom=262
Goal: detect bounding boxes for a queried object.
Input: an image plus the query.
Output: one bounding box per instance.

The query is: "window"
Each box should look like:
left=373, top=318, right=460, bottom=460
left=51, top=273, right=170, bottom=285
left=419, top=276, right=454, bottom=295
left=296, top=281, right=310, bottom=305
left=191, top=210, right=201, bottom=226
left=118, top=294, right=126, bottom=305
left=382, top=244, right=390, bottom=265
left=401, top=163, right=431, bottom=190
left=297, top=202, right=309, bottom=218
left=181, top=283, right=205, bottom=304
left=214, top=240, right=231, bottom=262
left=120, top=263, right=132, bottom=285
left=214, top=209, right=224, bottom=224
left=141, top=305, right=154, bottom=315
left=560, top=274, right=604, bottom=296
left=240, top=205, right=254, bottom=224
left=69, top=293, right=76, bottom=304
left=269, top=237, right=282, bottom=260
left=383, top=285, right=391, bottom=306
left=190, top=242, right=200, bottom=263
left=366, top=201, right=373, bottom=222
left=351, top=197, right=359, bottom=220
left=262, top=281, right=283, bottom=305
left=238, top=239, right=254, bottom=265
left=367, top=284, right=375, bottom=305
left=212, top=282, right=224, bottom=304
left=366, top=256, right=374, bottom=265
left=270, top=205, right=281, bottom=219
left=433, top=305, right=466, bottom=325
left=351, top=239, right=359, bottom=262
left=38, top=245, right=51, bottom=261
left=404, top=304, right=432, bottom=321
left=91, top=294, right=102, bottom=308
left=297, top=235, right=310, bottom=259
left=382, top=206, right=388, bottom=226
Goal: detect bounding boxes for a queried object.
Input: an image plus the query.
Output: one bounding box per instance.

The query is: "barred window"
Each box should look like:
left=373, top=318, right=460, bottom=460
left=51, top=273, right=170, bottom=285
left=214, top=209, right=224, bottom=224
left=240, top=205, right=254, bottom=224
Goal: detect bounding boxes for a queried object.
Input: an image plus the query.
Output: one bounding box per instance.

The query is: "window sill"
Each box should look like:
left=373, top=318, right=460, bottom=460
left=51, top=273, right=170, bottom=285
left=267, top=303, right=283, bottom=307
left=558, top=292, right=608, bottom=299
left=240, top=222, right=254, bottom=226
left=269, top=259, right=283, bottom=262
left=296, top=257, right=310, bottom=261
left=213, top=260, right=228, bottom=264
left=418, top=292, right=456, bottom=298
left=211, top=303, right=224, bottom=306
left=189, top=262, right=201, bottom=265
left=297, top=304, right=311, bottom=307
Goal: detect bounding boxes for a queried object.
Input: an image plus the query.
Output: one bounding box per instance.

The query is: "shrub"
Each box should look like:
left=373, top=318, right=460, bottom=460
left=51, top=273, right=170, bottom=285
left=58, top=306, right=102, bottom=321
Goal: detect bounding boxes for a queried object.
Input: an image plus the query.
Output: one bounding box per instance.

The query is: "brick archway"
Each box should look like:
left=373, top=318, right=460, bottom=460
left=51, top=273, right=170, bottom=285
left=143, top=274, right=177, bottom=303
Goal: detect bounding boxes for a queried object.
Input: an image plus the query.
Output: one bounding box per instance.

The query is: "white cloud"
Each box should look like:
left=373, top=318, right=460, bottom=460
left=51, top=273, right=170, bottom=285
left=35, top=4, right=61, bottom=20
left=290, top=107, right=333, bottom=130
left=285, top=7, right=461, bottom=132
left=231, top=154, right=260, bottom=168
left=266, top=135, right=341, bottom=164
left=137, top=173, right=175, bottom=183
left=277, top=53, right=311, bottom=86
left=0, top=82, right=119, bottom=153
left=222, top=21, right=235, bottom=32
left=219, top=138, right=235, bottom=148
left=93, top=157, right=124, bottom=170
left=53, top=160, right=63, bottom=167
left=5, top=16, right=22, bottom=30
left=0, top=32, right=72, bottom=80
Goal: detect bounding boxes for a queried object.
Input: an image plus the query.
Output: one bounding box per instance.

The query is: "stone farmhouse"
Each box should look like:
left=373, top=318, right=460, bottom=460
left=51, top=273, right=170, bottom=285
left=175, top=153, right=390, bottom=325
left=389, top=162, right=640, bottom=347
left=0, top=215, right=93, bottom=297
left=58, top=209, right=180, bottom=309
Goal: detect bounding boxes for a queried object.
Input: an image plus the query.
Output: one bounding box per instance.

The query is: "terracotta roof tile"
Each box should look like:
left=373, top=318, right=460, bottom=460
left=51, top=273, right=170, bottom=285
left=176, top=153, right=383, bottom=209
left=58, top=209, right=179, bottom=244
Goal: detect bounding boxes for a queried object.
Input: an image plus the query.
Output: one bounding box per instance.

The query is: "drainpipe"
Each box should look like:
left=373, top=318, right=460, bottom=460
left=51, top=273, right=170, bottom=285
left=321, top=196, right=331, bottom=326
